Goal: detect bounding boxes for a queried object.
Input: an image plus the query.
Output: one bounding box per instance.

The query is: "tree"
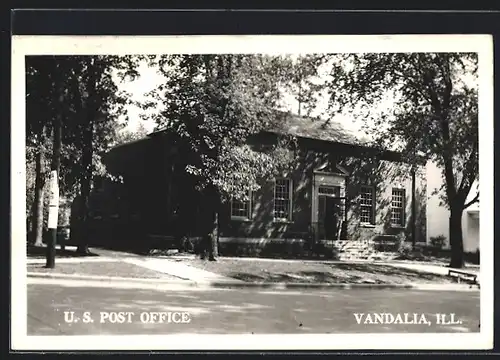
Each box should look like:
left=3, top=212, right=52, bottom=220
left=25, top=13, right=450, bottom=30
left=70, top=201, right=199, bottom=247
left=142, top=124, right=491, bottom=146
left=146, top=55, right=296, bottom=260
left=62, top=56, right=142, bottom=254
left=301, top=53, right=478, bottom=268
left=26, top=57, right=62, bottom=246
left=26, top=55, right=143, bottom=254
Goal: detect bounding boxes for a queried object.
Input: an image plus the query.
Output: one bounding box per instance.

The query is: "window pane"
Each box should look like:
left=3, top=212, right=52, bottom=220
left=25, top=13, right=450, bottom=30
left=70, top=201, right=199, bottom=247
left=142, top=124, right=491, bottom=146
left=359, top=186, right=374, bottom=223
left=231, top=191, right=251, bottom=218
left=274, top=179, right=291, bottom=220
left=391, top=189, right=405, bottom=226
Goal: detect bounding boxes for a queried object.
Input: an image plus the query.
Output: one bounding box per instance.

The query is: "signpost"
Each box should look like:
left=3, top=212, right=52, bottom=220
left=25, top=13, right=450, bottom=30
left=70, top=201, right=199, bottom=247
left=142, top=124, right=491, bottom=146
left=46, top=102, right=62, bottom=268
left=46, top=172, right=59, bottom=268
left=47, top=170, right=60, bottom=230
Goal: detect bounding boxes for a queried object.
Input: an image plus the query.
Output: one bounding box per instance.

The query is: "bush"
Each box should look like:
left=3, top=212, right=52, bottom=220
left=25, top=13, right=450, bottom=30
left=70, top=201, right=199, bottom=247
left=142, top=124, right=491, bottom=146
left=396, top=233, right=413, bottom=258
left=178, top=236, right=195, bottom=253
left=464, top=249, right=480, bottom=265
left=217, top=238, right=312, bottom=259
left=430, top=235, right=446, bottom=250
left=398, top=242, right=413, bottom=258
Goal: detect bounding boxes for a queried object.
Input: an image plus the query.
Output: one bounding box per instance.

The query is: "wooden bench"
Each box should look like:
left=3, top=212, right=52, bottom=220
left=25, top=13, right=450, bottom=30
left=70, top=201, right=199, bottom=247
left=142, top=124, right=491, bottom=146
left=448, top=269, right=478, bottom=284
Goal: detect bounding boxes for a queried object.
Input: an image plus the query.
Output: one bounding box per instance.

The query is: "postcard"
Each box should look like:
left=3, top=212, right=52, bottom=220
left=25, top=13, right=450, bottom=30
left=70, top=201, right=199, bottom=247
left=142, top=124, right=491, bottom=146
left=12, top=34, right=493, bottom=351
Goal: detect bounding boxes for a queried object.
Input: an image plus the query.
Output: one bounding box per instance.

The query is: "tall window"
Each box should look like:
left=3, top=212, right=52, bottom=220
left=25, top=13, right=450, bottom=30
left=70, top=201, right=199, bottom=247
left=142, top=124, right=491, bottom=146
left=231, top=191, right=252, bottom=220
left=274, top=178, right=292, bottom=221
left=391, top=188, right=405, bottom=227
left=359, top=186, right=375, bottom=224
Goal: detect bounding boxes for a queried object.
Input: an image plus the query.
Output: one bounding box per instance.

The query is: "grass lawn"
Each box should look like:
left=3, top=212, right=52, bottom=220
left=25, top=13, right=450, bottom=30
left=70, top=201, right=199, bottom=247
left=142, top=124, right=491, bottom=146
left=27, top=261, right=180, bottom=280
left=27, top=245, right=149, bottom=259
left=182, top=258, right=458, bottom=284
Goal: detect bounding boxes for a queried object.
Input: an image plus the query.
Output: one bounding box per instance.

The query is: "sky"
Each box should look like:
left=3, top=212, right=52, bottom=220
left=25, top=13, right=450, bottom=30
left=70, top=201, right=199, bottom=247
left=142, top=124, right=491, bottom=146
left=115, top=55, right=477, bottom=143
left=115, top=62, right=161, bottom=133
left=115, top=59, right=369, bottom=137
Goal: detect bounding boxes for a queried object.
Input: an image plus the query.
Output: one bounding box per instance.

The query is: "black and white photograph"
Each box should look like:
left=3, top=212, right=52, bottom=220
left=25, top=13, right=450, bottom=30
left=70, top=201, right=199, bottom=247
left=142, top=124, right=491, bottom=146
left=11, top=35, right=493, bottom=350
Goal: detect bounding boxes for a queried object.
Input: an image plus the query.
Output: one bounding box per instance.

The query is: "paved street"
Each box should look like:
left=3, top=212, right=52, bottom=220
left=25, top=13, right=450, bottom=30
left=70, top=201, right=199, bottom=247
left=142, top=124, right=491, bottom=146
left=28, top=279, right=480, bottom=335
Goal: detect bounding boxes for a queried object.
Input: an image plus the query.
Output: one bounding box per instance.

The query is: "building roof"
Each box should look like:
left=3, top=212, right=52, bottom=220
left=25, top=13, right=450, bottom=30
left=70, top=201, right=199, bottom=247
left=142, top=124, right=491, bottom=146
left=108, top=110, right=412, bottom=165
left=266, top=111, right=365, bottom=146
left=147, top=110, right=365, bottom=147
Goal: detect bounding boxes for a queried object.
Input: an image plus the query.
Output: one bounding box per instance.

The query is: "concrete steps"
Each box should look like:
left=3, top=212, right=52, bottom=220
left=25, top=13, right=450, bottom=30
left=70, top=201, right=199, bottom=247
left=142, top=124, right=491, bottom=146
left=319, top=239, right=398, bottom=261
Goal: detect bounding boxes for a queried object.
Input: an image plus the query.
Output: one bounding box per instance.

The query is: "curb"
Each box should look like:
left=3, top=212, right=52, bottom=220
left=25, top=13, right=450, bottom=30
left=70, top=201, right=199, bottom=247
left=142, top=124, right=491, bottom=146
left=26, top=272, right=195, bottom=285
left=207, top=281, right=479, bottom=291
left=27, top=272, right=479, bottom=291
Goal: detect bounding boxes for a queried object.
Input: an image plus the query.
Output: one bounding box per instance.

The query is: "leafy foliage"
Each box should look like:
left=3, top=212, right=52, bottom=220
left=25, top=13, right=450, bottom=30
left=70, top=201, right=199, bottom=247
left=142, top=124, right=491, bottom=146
left=430, top=235, right=447, bottom=249
left=26, top=55, right=144, bottom=195
left=113, top=122, right=150, bottom=146
left=145, top=54, right=297, bottom=202
left=300, top=53, right=478, bottom=211
left=26, top=55, right=145, bottom=247
left=297, top=52, right=479, bottom=268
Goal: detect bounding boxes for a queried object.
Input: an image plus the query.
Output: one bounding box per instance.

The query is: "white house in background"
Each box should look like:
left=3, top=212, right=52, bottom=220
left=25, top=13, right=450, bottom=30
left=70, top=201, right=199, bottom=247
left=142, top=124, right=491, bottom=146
left=462, top=183, right=480, bottom=253
left=426, top=161, right=479, bottom=252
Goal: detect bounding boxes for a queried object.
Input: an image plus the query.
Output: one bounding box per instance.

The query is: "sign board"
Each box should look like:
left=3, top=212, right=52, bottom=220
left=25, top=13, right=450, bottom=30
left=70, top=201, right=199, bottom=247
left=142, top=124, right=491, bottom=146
left=47, top=170, right=60, bottom=229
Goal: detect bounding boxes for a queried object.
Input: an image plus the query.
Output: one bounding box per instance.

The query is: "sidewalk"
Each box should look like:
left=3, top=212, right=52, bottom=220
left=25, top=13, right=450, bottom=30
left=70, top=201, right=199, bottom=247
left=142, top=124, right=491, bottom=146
left=163, top=255, right=480, bottom=282
left=380, top=261, right=480, bottom=282
left=27, top=256, right=240, bottom=284
left=122, top=258, right=242, bottom=283
left=26, top=253, right=480, bottom=291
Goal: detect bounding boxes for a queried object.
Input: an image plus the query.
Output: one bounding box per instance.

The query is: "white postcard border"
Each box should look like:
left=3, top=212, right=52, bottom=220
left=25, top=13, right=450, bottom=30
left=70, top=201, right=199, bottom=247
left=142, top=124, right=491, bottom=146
left=11, top=34, right=494, bottom=351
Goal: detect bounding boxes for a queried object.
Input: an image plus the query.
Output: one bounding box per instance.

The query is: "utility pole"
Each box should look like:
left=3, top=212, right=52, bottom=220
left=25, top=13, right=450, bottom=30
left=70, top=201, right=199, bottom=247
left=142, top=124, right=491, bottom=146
left=46, top=95, right=63, bottom=268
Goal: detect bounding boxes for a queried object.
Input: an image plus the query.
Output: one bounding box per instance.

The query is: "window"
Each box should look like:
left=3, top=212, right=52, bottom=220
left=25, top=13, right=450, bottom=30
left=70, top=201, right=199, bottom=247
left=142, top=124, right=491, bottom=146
left=391, top=188, right=405, bottom=227
left=231, top=191, right=252, bottom=220
left=359, top=186, right=374, bottom=224
left=274, top=178, right=293, bottom=221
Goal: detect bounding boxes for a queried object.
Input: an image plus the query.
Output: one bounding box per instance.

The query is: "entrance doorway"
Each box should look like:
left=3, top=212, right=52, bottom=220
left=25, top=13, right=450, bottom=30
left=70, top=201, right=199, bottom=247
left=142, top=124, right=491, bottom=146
left=317, top=186, right=344, bottom=240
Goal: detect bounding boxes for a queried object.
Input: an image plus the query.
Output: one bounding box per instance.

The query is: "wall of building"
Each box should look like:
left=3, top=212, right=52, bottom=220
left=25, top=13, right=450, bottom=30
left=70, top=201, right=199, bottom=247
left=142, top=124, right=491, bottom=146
left=425, top=161, right=451, bottom=247
left=426, top=160, right=479, bottom=252
left=343, top=159, right=426, bottom=243
left=219, top=141, right=427, bottom=243
left=98, top=133, right=427, bottom=248
left=218, top=146, right=324, bottom=239
left=463, top=182, right=480, bottom=253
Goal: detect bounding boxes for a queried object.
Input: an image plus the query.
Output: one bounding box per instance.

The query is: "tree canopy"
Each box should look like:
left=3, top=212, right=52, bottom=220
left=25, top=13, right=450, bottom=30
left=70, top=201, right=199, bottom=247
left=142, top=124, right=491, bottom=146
left=144, top=54, right=297, bottom=203
left=300, top=53, right=479, bottom=210
left=298, top=52, right=479, bottom=267
left=26, top=55, right=144, bottom=249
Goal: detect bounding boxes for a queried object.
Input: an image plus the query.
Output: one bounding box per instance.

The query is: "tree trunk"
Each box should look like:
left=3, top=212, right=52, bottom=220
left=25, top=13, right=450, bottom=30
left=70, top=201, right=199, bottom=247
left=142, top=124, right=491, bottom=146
left=76, top=58, right=99, bottom=255
left=200, top=187, right=219, bottom=261
left=208, top=211, right=219, bottom=261
left=76, top=145, right=92, bottom=254
left=32, top=149, right=45, bottom=246
left=76, top=114, right=93, bottom=255
left=448, top=206, right=464, bottom=268
left=76, top=176, right=91, bottom=254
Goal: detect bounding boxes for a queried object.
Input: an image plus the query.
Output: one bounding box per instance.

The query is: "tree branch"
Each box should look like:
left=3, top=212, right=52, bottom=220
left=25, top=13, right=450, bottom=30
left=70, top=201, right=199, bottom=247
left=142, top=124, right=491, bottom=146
left=457, top=142, right=478, bottom=196
left=440, top=56, right=453, bottom=113
left=463, top=192, right=479, bottom=209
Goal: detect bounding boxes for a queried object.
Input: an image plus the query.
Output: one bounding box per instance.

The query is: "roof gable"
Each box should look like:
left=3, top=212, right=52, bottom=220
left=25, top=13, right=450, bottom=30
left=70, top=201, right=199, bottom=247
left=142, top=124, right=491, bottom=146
left=315, top=162, right=350, bottom=176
